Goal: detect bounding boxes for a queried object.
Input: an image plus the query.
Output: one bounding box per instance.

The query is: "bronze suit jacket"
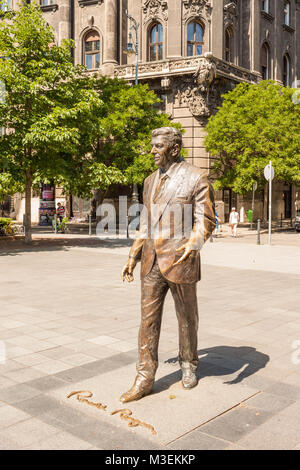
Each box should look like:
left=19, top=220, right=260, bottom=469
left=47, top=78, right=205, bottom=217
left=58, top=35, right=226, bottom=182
left=129, top=160, right=216, bottom=284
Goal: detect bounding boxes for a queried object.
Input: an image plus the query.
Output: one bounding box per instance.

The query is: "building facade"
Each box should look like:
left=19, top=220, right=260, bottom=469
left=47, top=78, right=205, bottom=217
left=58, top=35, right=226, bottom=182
left=6, top=0, right=300, bottom=223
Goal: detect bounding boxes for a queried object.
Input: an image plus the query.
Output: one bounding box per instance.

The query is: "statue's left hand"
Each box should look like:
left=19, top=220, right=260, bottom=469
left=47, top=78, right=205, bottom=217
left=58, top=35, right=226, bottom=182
left=173, top=243, right=195, bottom=266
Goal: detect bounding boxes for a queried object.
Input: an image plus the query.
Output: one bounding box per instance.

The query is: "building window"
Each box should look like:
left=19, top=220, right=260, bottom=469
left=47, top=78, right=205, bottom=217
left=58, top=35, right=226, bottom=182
left=283, top=54, right=291, bottom=87
left=40, top=0, right=54, bottom=5
left=83, top=31, right=100, bottom=70
left=187, top=21, right=204, bottom=57
left=1, top=0, right=11, bottom=10
left=225, top=27, right=234, bottom=62
left=262, top=0, right=269, bottom=13
left=261, top=42, right=270, bottom=80
left=284, top=1, right=291, bottom=26
left=149, top=23, right=163, bottom=61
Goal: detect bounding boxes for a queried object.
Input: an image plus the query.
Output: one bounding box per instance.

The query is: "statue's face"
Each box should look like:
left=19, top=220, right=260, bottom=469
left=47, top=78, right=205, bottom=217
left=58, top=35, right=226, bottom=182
left=151, top=135, right=179, bottom=169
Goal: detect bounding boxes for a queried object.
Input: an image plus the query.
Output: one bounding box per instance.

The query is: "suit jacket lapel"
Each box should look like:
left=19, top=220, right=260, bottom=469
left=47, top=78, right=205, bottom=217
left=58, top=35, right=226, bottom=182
left=151, top=162, right=185, bottom=227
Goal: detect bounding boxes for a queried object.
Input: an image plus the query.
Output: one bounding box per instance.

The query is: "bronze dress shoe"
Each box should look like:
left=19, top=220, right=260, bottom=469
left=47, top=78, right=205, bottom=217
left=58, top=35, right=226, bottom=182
left=120, top=376, right=153, bottom=403
left=182, top=368, right=198, bottom=389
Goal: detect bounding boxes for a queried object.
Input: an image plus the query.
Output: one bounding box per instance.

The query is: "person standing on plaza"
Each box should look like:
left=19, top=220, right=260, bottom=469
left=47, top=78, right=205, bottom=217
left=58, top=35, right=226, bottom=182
left=56, top=202, right=65, bottom=222
left=229, top=207, right=239, bottom=237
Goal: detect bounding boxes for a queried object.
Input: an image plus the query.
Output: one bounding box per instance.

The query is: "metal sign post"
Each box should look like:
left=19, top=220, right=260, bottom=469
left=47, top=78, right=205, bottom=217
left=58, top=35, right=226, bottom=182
left=264, top=161, right=274, bottom=245
left=251, top=182, right=257, bottom=230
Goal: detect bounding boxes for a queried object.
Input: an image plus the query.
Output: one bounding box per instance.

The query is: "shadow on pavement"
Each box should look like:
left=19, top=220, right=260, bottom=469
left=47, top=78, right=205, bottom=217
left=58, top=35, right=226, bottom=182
left=0, top=237, right=132, bottom=256
left=154, top=346, right=270, bottom=393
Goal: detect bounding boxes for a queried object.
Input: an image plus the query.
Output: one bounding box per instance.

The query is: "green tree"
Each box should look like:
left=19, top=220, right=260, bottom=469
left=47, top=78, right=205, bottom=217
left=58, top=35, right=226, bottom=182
left=0, top=1, right=180, bottom=241
left=0, top=1, right=105, bottom=242
left=58, top=77, right=180, bottom=205
left=205, top=80, right=300, bottom=194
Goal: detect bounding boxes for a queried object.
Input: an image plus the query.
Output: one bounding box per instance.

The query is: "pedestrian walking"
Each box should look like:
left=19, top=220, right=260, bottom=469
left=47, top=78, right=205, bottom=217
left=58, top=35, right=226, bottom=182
left=229, top=207, right=239, bottom=237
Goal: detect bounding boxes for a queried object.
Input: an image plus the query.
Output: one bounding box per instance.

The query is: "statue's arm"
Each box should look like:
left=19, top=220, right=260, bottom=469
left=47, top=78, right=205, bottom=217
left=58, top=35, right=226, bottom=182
left=174, top=174, right=215, bottom=265
left=188, top=174, right=216, bottom=250
left=122, top=177, right=149, bottom=281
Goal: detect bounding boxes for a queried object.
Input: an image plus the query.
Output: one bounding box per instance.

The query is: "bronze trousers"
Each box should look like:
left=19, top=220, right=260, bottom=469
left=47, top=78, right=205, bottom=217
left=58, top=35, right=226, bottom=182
left=137, top=259, right=199, bottom=383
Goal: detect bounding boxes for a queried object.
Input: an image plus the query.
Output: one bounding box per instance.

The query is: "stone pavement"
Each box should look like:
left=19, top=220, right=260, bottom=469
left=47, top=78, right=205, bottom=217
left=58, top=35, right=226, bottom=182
left=0, top=236, right=300, bottom=450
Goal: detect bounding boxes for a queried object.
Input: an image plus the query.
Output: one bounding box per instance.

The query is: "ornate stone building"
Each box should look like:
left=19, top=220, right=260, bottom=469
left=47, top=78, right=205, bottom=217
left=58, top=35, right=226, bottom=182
left=7, top=0, right=300, bottom=223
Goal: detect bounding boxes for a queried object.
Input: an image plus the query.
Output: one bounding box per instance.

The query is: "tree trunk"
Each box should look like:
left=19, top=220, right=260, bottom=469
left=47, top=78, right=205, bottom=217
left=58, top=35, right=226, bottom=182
left=24, top=171, right=32, bottom=244
left=92, top=188, right=108, bottom=222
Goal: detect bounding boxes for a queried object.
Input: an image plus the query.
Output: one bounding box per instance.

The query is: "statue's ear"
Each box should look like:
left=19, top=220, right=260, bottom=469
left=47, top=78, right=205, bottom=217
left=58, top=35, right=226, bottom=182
left=171, top=144, right=180, bottom=157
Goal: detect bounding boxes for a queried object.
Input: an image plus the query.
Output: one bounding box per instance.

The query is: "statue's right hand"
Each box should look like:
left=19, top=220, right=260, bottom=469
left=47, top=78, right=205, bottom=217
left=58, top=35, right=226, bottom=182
left=122, top=258, right=136, bottom=283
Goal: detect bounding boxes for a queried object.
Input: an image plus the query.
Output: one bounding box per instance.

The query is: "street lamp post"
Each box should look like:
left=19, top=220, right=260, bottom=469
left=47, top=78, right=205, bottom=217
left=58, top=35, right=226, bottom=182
left=125, top=11, right=139, bottom=204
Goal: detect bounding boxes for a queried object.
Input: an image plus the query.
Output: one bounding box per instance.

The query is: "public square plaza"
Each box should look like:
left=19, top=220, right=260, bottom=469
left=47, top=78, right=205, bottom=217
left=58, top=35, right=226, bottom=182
left=0, top=227, right=300, bottom=450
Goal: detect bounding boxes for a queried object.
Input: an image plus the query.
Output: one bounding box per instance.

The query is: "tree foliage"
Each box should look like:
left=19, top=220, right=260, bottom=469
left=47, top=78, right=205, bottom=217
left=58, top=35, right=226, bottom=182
left=0, top=1, right=179, bottom=240
left=205, top=80, right=300, bottom=194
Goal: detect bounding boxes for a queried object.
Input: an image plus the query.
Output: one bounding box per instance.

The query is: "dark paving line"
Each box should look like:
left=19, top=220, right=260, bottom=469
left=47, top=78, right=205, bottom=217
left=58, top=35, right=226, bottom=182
left=0, top=349, right=165, bottom=449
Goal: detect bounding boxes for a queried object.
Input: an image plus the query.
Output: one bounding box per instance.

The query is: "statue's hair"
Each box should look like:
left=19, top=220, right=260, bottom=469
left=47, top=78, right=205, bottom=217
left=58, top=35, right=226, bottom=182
left=152, top=127, right=182, bottom=149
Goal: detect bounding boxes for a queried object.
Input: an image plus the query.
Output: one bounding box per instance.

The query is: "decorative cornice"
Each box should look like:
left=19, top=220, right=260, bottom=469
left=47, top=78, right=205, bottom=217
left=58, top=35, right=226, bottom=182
left=223, top=1, right=238, bottom=24
left=40, top=4, right=58, bottom=13
left=115, top=55, right=259, bottom=85
left=142, top=0, right=168, bottom=23
left=78, top=0, right=103, bottom=7
left=182, top=0, right=212, bottom=20
left=283, top=23, right=295, bottom=33
left=261, top=10, right=274, bottom=22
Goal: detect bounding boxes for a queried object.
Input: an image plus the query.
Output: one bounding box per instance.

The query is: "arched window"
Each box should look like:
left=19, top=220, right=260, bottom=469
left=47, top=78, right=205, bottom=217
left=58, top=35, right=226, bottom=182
left=284, top=1, right=291, bottom=26
left=283, top=54, right=291, bottom=87
left=149, top=23, right=163, bottom=61
left=83, top=31, right=100, bottom=70
left=187, top=21, right=204, bottom=57
left=261, top=43, right=270, bottom=80
left=225, top=27, right=234, bottom=62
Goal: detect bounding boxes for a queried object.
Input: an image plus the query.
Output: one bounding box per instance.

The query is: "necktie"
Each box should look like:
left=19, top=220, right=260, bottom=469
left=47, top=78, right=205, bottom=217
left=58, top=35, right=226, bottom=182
left=153, top=174, right=168, bottom=204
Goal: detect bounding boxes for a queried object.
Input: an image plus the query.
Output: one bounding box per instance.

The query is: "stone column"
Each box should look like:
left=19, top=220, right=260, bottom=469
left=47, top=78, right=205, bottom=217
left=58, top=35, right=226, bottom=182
left=250, top=0, right=260, bottom=73
left=103, top=0, right=118, bottom=76
left=58, top=0, right=70, bottom=44
left=211, top=0, right=223, bottom=58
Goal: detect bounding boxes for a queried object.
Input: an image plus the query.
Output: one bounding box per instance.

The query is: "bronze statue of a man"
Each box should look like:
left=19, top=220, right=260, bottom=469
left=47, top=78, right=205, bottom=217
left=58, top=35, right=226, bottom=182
left=121, top=127, right=215, bottom=403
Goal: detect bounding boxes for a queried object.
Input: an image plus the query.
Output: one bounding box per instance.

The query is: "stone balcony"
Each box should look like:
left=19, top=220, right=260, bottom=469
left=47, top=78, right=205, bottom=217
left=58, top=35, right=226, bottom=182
left=114, top=54, right=261, bottom=86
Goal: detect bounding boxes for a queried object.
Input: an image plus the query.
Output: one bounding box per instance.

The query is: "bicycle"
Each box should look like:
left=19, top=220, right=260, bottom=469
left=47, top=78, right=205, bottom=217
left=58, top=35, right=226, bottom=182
left=52, top=216, right=69, bottom=234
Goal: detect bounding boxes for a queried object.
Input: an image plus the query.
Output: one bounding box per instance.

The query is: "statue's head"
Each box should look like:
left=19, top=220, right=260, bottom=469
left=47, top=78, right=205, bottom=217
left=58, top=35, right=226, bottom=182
left=151, top=127, right=182, bottom=169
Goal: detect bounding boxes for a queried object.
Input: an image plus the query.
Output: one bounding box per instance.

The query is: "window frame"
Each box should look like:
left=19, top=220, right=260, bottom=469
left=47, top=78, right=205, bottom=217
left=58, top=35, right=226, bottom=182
left=262, top=0, right=269, bottom=13
left=148, top=22, right=163, bottom=62
left=83, top=30, right=101, bottom=70
left=186, top=20, right=204, bottom=57
left=283, top=53, right=291, bottom=87
left=224, top=26, right=234, bottom=63
left=261, top=42, right=271, bottom=80
left=284, top=1, right=291, bottom=26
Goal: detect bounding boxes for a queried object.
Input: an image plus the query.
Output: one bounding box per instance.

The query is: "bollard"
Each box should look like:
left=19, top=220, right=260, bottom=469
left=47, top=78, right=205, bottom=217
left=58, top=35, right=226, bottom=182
left=210, top=234, right=213, bottom=243
left=257, top=219, right=261, bottom=245
left=54, top=214, right=57, bottom=234
left=280, top=213, right=283, bottom=228
left=89, top=214, right=92, bottom=236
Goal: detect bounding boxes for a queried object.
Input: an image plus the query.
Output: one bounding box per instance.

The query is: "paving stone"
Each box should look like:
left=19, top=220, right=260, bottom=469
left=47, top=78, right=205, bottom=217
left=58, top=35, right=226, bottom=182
left=238, top=428, right=300, bottom=450
left=0, top=417, right=59, bottom=447
left=168, top=430, right=229, bottom=450
left=199, top=406, right=272, bottom=443
left=245, top=392, right=295, bottom=414
left=24, top=375, right=68, bottom=392
left=54, top=365, right=97, bottom=383
left=0, top=384, right=41, bottom=405
left=0, top=404, right=31, bottom=428
left=264, top=382, right=300, bottom=401
left=24, top=431, right=93, bottom=450
left=16, top=395, right=60, bottom=417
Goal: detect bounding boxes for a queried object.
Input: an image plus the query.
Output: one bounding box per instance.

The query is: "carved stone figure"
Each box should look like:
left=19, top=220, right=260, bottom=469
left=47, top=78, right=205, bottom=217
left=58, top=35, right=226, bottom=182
left=142, top=0, right=168, bottom=22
